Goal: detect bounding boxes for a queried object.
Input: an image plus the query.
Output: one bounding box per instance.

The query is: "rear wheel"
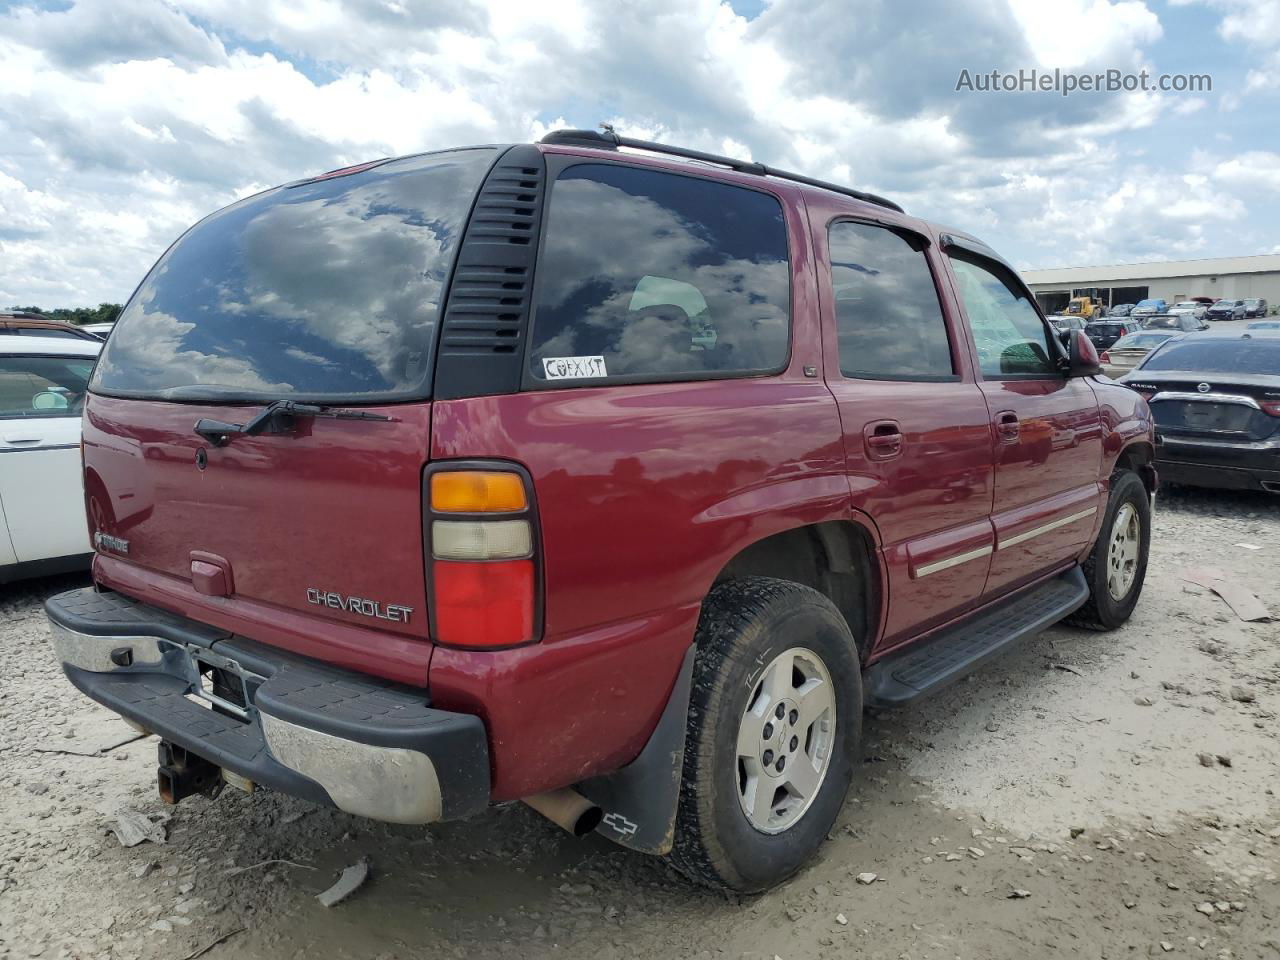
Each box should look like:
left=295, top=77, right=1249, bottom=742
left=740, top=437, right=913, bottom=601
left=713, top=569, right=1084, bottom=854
left=1065, top=470, right=1151, bottom=630
left=669, top=577, right=861, bottom=893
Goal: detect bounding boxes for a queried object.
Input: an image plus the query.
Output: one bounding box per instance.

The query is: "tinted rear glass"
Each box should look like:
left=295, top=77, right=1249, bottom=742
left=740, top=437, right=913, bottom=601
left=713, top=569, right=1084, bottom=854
left=1141, top=339, right=1280, bottom=375
left=93, top=149, right=495, bottom=403
left=528, top=164, right=789, bottom=384
left=829, top=221, right=952, bottom=379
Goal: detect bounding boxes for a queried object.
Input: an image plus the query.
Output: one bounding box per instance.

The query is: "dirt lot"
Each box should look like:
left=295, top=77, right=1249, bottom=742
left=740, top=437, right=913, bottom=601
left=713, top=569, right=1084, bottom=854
left=2, top=485, right=1278, bottom=960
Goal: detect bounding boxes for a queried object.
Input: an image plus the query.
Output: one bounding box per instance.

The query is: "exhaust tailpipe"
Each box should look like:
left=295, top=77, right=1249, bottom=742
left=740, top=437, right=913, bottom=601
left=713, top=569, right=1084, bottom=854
left=523, top=788, right=603, bottom=837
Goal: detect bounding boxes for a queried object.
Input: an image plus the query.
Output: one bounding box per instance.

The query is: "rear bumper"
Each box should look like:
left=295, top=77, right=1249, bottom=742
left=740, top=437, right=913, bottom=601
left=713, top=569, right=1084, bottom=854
left=45, top=588, right=490, bottom=824
left=1155, top=434, right=1280, bottom=492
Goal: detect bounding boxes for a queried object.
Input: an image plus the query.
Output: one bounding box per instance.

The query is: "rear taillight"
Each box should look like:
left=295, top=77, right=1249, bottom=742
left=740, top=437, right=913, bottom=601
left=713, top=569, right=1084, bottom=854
left=1100, top=350, right=1111, bottom=364
left=426, top=467, right=538, bottom=648
left=1261, top=401, right=1280, bottom=417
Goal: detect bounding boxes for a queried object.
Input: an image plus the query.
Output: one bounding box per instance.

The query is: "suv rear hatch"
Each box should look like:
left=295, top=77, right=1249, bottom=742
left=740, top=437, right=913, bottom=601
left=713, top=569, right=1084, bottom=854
left=83, top=148, right=499, bottom=681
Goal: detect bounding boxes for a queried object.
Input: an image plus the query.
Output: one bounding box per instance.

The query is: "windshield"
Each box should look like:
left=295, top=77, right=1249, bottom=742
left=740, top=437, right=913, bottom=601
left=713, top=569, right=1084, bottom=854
left=1140, top=338, right=1280, bottom=375
left=92, top=148, right=496, bottom=403
left=1144, top=317, right=1179, bottom=328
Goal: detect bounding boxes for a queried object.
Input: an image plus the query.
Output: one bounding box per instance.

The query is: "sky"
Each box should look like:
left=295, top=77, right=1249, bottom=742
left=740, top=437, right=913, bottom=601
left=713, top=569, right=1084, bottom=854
left=1, top=0, right=1278, bottom=307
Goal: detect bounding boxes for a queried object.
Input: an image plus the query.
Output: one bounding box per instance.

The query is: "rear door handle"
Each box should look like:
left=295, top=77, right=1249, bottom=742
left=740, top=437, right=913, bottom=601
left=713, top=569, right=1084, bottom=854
left=1, top=435, right=43, bottom=444
left=863, top=420, right=903, bottom=461
left=995, top=411, right=1020, bottom=443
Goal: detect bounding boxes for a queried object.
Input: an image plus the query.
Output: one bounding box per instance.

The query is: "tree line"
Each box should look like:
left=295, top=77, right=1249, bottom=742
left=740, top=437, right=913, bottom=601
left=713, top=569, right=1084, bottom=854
left=6, top=303, right=123, bottom=326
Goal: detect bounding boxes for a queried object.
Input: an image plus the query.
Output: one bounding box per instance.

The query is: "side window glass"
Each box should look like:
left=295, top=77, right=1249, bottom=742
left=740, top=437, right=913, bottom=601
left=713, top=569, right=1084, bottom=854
left=949, top=256, right=1057, bottom=377
left=828, top=221, right=953, bottom=379
left=528, top=164, right=790, bottom=383
left=0, top=356, right=93, bottom=419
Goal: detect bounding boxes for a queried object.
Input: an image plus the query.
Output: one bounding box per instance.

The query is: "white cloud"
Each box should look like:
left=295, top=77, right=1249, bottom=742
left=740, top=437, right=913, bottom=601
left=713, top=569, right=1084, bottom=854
left=1213, top=151, right=1280, bottom=192
left=1007, top=0, right=1162, bottom=69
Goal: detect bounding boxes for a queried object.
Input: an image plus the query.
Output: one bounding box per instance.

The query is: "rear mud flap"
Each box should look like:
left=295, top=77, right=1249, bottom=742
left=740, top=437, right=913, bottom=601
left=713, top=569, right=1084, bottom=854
left=578, top=644, right=695, bottom=856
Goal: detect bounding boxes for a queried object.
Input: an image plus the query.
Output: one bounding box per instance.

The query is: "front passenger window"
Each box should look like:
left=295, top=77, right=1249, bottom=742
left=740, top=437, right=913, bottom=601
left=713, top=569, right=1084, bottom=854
left=949, top=256, right=1057, bottom=378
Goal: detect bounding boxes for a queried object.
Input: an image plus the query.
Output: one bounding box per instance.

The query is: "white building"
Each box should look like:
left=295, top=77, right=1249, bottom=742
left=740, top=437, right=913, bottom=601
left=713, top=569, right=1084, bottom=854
left=1021, top=254, right=1280, bottom=314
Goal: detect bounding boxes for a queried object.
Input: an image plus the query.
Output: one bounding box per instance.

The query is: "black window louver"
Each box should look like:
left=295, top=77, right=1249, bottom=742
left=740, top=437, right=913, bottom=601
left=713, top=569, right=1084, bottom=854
left=434, top=144, right=546, bottom=400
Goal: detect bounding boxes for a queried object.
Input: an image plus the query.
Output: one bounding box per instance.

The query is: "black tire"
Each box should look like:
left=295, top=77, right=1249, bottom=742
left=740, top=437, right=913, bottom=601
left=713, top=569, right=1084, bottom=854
left=1065, top=470, right=1151, bottom=630
left=668, top=577, right=861, bottom=893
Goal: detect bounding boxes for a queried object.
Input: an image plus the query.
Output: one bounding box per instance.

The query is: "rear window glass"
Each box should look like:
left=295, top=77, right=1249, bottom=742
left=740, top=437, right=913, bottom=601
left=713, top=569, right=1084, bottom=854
left=829, top=221, right=953, bottom=379
left=92, top=149, right=496, bottom=403
left=528, top=164, right=789, bottom=384
left=0, top=354, right=95, bottom=419
left=1141, top=339, right=1280, bottom=375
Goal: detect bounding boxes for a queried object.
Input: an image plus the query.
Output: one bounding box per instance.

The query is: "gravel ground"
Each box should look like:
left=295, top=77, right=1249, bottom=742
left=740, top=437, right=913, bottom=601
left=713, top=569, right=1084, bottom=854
left=1, top=484, right=1278, bottom=960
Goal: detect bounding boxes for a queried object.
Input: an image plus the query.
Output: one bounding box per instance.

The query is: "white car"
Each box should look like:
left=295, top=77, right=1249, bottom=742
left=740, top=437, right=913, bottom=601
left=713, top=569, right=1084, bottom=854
left=0, top=335, right=100, bottom=583
left=1169, top=301, right=1208, bottom=319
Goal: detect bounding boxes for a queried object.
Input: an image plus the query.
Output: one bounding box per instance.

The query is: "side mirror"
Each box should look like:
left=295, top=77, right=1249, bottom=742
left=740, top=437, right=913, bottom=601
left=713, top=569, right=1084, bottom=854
left=1066, top=330, right=1102, bottom=377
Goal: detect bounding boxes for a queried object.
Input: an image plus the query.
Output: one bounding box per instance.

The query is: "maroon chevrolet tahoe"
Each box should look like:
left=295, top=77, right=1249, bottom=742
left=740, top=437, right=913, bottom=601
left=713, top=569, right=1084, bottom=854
left=46, top=130, right=1155, bottom=892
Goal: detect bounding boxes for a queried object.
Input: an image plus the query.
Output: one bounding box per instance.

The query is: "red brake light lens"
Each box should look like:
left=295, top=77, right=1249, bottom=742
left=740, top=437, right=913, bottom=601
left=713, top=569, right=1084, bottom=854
left=1261, top=401, right=1280, bottom=417
left=432, top=559, right=534, bottom=648
left=1100, top=350, right=1111, bottom=364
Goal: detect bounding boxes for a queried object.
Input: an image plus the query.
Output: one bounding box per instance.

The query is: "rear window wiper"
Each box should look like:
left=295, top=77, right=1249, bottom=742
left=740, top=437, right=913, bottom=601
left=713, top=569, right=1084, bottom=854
left=194, top=399, right=395, bottom=447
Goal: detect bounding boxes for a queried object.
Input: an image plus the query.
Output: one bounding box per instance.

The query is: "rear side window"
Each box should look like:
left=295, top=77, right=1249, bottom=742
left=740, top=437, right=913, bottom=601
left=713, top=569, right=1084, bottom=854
left=92, top=149, right=496, bottom=403
left=829, top=221, right=952, bottom=379
left=0, top=355, right=95, bottom=419
left=949, top=256, right=1057, bottom=377
left=528, top=164, right=789, bottom=384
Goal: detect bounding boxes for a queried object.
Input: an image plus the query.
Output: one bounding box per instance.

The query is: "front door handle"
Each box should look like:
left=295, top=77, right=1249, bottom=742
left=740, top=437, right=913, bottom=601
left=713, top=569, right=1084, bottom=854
left=863, top=420, right=903, bottom=461
left=995, top=411, right=1020, bottom=443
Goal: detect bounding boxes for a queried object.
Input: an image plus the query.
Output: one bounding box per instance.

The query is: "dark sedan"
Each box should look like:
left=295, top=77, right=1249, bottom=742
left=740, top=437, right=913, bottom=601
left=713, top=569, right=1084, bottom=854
left=1121, top=333, right=1280, bottom=493
left=1242, top=298, right=1268, bottom=318
left=1205, top=299, right=1246, bottom=321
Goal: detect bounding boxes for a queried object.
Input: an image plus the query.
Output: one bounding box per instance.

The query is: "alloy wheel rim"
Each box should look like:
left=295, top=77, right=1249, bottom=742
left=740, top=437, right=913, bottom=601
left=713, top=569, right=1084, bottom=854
left=1107, top=502, right=1140, bottom=601
left=735, top=646, right=836, bottom=835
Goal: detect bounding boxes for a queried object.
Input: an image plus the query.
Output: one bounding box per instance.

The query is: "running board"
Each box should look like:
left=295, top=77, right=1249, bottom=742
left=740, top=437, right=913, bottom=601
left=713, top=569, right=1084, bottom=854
left=864, top=566, right=1089, bottom=707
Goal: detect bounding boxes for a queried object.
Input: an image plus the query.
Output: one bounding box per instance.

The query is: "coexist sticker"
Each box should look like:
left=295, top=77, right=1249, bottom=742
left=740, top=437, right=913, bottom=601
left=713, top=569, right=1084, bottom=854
left=542, top=356, right=607, bottom=380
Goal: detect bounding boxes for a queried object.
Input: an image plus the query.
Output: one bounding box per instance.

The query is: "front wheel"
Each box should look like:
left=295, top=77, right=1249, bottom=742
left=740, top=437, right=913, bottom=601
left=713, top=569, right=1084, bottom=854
left=668, top=578, right=861, bottom=893
left=1066, top=470, right=1151, bottom=630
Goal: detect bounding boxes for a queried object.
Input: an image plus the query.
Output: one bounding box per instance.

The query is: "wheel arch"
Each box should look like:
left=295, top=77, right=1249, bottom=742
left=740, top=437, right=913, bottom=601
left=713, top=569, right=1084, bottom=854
left=711, top=519, right=882, bottom=658
left=1114, top=440, right=1157, bottom=496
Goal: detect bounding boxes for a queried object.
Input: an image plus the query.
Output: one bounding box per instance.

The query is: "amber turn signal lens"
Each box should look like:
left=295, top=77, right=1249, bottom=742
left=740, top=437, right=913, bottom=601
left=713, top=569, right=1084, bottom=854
left=430, top=471, right=527, bottom=513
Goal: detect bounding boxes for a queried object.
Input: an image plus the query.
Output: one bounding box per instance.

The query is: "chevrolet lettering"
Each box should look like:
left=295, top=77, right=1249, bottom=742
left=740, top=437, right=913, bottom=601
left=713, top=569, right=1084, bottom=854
left=305, top=588, right=413, bottom=623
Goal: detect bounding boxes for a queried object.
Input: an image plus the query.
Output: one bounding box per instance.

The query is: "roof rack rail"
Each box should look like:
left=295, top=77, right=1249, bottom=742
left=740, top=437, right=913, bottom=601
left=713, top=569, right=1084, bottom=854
left=538, top=128, right=904, bottom=214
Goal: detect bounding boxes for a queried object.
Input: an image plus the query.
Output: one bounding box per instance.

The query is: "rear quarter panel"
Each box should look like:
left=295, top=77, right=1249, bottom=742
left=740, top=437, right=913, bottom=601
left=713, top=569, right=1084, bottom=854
left=428, top=377, right=848, bottom=799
